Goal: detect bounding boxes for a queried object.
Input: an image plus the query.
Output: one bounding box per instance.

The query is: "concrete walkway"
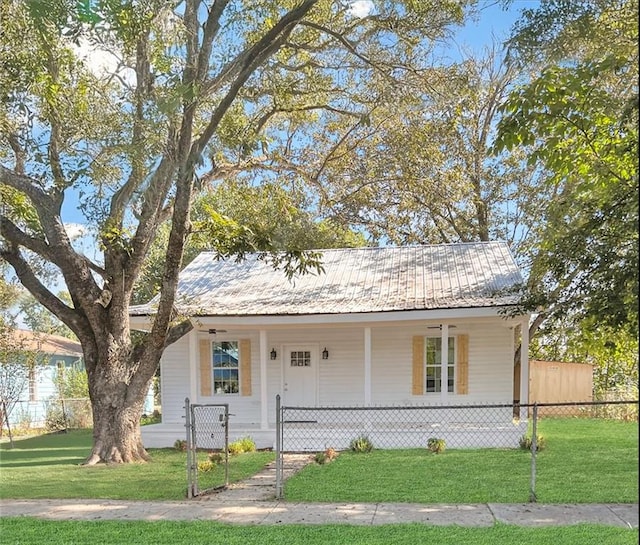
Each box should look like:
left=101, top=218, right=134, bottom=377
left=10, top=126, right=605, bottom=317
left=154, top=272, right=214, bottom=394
left=0, top=454, right=637, bottom=528
left=1, top=498, right=637, bottom=527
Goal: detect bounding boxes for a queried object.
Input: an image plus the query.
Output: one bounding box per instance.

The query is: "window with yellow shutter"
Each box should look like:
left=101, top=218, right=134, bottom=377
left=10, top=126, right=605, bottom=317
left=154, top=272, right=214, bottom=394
left=212, top=341, right=239, bottom=395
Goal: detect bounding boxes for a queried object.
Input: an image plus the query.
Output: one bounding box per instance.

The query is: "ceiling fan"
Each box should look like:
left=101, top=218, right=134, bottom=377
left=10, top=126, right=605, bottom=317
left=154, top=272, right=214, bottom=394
left=198, top=328, right=228, bottom=334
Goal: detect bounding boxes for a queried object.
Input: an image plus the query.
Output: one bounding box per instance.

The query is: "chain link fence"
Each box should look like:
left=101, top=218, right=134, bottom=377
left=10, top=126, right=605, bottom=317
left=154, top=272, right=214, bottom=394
left=275, top=396, right=638, bottom=501
left=184, top=398, right=229, bottom=498
left=1, top=398, right=92, bottom=436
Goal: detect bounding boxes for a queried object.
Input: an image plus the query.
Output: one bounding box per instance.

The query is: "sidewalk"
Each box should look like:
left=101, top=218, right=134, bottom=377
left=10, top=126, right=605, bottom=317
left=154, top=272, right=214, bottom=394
left=0, top=454, right=637, bottom=528
left=1, top=498, right=637, bottom=527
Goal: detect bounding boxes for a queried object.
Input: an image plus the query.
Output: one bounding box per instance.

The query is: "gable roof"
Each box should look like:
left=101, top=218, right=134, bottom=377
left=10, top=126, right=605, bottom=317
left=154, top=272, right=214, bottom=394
left=131, top=241, right=524, bottom=318
left=12, top=329, right=83, bottom=358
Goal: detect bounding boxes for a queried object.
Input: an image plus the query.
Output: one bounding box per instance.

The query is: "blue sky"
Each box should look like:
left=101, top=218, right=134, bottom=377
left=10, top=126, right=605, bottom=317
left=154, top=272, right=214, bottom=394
left=456, top=0, right=540, bottom=51
left=31, top=0, right=542, bottom=293
left=60, top=0, right=540, bottom=231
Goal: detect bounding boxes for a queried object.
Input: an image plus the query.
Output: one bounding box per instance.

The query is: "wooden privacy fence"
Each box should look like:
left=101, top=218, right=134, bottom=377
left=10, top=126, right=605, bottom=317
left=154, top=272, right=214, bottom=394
left=529, top=360, right=593, bottom=415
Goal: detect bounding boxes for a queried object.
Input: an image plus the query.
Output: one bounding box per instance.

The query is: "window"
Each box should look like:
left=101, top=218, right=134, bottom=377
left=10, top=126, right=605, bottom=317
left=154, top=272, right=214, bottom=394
left=28, top=366, right=37, bottom=402
left=425, top=337, right=455, bottom=393
left=212, top=341, right=239, bottom=394
left=290, top=350, right=311, bottom=367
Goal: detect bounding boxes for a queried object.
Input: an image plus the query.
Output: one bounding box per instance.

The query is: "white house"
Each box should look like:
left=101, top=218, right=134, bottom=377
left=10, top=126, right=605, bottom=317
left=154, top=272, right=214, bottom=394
left=130, top=242, right=531, bottom=449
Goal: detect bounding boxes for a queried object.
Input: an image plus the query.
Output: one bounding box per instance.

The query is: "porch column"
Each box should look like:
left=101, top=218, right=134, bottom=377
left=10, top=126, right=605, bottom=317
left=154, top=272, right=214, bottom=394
left=188, top=330, right=198, bottom=400
left=519, top=318, right=530, bottom=405
left=259, top=329, right=269, bottom=429
left=441, top=324, right=449, bottom=401
left=364, top=327, right=372, bottom=406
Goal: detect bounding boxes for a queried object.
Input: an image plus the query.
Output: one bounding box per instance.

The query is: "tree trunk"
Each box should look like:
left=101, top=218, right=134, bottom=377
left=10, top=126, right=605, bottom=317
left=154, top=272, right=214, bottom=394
left=82, top=342, right=154, bottom=465
left=84, top=386, right=150, bottom=464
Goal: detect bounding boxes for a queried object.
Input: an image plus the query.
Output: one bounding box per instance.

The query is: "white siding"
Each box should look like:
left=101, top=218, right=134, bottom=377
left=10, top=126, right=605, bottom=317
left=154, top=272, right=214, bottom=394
left=370, top=323, right=514, bottom=405
left=161, top=336, right=190, bottom=423
left=159, top=320, right=517, bottom=426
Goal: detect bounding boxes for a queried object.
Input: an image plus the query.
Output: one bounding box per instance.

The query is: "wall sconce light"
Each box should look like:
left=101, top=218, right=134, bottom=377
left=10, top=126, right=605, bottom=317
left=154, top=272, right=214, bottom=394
left=322, top=347, right=329, bottom=360
left=270, top=348, right=277, bottom=360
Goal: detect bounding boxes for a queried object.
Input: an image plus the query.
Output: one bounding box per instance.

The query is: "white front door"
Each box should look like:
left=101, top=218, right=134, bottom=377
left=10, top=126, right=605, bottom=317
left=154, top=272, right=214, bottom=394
left=283, top=345, right=317, bottom=406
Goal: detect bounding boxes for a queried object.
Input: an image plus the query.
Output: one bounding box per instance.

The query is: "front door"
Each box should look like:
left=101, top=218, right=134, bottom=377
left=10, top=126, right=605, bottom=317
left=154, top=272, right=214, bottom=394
left=283, top=345, right=317, bottom=406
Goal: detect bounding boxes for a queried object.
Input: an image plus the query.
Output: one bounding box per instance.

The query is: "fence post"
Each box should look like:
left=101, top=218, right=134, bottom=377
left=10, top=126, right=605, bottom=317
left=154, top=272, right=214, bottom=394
left=275, top=394, right=282, bottom=499
left=185, top=397, right=193, bottom=499
left=1, top=400, right=14, bottom=448
left=223, top=404, right=229, bottom=488
left=60, top=398, right=68, bottom=430
left=529, top=403, right=538, bottom=503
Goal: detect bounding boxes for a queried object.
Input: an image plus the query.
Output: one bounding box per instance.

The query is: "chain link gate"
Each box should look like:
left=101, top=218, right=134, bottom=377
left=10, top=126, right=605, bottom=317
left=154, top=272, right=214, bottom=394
left=184, top=398, right=229, bottom=498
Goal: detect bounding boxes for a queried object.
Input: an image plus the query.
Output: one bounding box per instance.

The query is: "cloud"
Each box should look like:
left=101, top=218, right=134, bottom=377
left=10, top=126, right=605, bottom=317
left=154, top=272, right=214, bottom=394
left=71, top=39, right=136, bottom=85
left=348, top=0, right=374, bottom=18
left=65, top=223, right=88, bottom=241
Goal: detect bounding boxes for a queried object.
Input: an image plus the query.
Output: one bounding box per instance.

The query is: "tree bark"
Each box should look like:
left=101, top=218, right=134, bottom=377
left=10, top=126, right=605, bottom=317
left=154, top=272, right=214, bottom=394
left=83, top=356, right=152, bottom=465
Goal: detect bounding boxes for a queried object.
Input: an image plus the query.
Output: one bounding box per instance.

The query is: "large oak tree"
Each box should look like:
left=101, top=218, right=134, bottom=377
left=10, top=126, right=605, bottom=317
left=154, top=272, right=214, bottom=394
left=0, top=0, right=470, bottom=463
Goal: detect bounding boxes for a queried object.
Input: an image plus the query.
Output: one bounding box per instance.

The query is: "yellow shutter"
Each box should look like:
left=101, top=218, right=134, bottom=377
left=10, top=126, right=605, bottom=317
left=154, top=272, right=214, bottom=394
left=412, top=335, right=424, bottom=395
left=240, top=339, right=252, bottom=396
left=456, top=334, right=469, bottom=395
left=199, top=339, right=212, bottom=397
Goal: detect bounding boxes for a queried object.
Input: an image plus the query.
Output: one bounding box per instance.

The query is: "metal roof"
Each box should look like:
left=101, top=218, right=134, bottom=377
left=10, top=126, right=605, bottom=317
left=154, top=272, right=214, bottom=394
left=131, top=242, right=523, bottom=317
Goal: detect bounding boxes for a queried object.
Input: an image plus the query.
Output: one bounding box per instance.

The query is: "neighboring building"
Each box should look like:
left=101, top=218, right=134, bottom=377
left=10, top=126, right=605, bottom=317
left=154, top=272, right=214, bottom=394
left=130, top=242, right=531, bottom=449
left=3, top=329, right=84, bottom=428
left=2, top=329, right=155, bottom=429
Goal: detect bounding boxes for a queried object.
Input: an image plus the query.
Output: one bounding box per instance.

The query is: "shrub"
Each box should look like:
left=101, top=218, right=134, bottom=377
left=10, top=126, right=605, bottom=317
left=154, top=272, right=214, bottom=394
left=15, top=408, right=32, bottom=431
left=228, top=436, right=256, bottom=455
left=45, top=406, right=67, bottom=431
left=314, top=447, right=338, bottom=465
left=198, top=460, right=216, bottom=472
left=174, top=439, right=187, bottom=451
left=141, top=412, right=161, bottom=426
left=426, top=437, right=446, bottom=454
left=325, top=447, right=338, bottom=461
left=519, top=434, right=547, bottom=451
left=239, top=436, right=256, bottom=452
left=208, top=451, right=224, bottom=464
left=314, top=451, right=328, bottom=464
left=349, top=435, right=373, bottom=453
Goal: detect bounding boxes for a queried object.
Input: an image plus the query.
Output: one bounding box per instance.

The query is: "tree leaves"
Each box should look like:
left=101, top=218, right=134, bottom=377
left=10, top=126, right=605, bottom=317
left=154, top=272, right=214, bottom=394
left=497, top=0, right=638, bottom=333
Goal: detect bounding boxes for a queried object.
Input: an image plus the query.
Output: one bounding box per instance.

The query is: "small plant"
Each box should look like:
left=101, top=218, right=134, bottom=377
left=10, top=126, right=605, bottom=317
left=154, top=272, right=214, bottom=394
left=197, top=460, right=216, bottom=472
left=324, top=447, right=338, bottom=461
left=314, top=451, right=328, bottom=464
left=314, top=447, right=338, bottom=465
left=141, top=412, right=161, bottom=426
left=45, top=407, right=67, bottom=431
left=228, top=436, right=256, bottom=455
left=426, top=437, right=446, bottom=454
left=519, top=434, right=547, bottom=451
left=239, top=436, right=256, bottom=452
left=174, top=439, right=187, bottom=451
left=208, top=451, right=224, bottom=464
left=349, top=435, right=373, bottom=453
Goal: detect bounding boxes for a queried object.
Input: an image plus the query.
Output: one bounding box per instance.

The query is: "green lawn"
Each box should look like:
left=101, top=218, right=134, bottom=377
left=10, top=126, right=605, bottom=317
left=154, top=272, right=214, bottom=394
left=1, top=519, right=637, bottom=545
left=0, top=418, right=637, bottom=504
left=285, top=418, right=638, bottom=504
left=0, top=430, right=273, bottom=500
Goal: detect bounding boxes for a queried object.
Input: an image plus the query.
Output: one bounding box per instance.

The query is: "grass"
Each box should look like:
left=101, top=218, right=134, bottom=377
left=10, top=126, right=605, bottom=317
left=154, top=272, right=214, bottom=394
left=285, top=417, right=638, bottom=504
left=0, top=418, right=637, bottom=504
left=0, top=430, right=273, bottom=500
left=1, top=519, right=637, bottom=545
